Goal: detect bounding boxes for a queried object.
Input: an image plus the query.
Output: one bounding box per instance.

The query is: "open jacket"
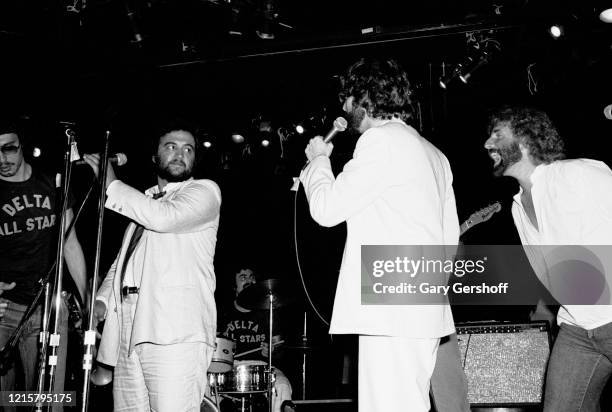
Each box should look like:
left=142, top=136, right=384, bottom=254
left=96, top=178, right=221, bottom=365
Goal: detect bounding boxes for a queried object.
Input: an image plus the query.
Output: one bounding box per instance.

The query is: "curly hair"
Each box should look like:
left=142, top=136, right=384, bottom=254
left=339, top=58, right=414, bottom=122
left=487, top=106, right=566, bottom=164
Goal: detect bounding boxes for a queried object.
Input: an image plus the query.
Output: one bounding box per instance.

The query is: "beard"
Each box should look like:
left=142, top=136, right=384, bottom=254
left=347, top=106, right=366, bottom=133
left=0, top=158, right=21, bottom=178
left=492, top=140, right=522, bottom=177
left=155, top=158, right=194, bottom=182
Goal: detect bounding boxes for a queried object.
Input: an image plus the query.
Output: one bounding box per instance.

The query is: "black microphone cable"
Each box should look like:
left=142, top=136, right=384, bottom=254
left=291, top=117, right=347, bottom=328
left=292, top=183, right=330, bottom=327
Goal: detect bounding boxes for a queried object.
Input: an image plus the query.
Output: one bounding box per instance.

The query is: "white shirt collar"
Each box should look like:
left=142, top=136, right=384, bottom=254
left=145, top=177, right=194, bottom=197
left=514, top=163, right=547, bottom=200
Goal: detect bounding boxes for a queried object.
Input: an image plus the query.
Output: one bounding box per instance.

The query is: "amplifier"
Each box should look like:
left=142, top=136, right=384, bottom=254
left=456, top=321, right=551, bottom=406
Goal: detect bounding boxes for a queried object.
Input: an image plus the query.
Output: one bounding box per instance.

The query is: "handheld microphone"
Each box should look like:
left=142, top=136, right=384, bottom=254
left=323, top=117, right=348, bottom=143
left=74, top=153, right=128, bottom=166
left=297, top=117, right=348, bottom=179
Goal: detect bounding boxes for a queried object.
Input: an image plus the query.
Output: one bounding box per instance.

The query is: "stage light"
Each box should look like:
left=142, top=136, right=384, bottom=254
left=200, top=132, right=215, bottom=149
left=459, top=50, right=494, bottom=84
left=33, top=147, right=41, bottom=158
left=439, top=65, right=463, bottom=89
left=549, top=25, right=563, bottom=38
left=600, top=8, right=612, bottom=23
left=231, top=133, right=245, bottom=144
left=257, top=130, right=274, bottom=148
left=295, top=124, right=305, bottom=134
left=604, top=104, right=612, bottom=120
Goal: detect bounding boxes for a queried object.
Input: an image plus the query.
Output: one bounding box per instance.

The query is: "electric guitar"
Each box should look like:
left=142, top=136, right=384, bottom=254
left=0, top=290, right=84, bottom=374
left=460, top=202, right=502, bottom=236
left=62, top=290, right=84, bottom=337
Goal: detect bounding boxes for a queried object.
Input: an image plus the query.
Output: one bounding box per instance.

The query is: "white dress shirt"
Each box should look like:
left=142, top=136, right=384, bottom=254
left=512, top=159, right=612, bottom=329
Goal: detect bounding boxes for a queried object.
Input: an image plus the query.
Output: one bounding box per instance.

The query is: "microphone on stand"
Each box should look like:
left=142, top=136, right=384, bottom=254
left=73, top=153, right=128, bottom=166
left=323, top=117, right=348, bottom=143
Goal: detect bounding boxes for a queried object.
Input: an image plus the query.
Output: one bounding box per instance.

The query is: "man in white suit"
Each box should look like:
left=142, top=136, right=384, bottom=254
left=300, top=58, right=462, bottom=412
left=84, top=118, right=221, bottom=411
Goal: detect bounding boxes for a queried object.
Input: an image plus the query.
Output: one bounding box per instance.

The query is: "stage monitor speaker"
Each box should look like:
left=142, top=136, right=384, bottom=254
left=456, top=321, right=551, bottom=407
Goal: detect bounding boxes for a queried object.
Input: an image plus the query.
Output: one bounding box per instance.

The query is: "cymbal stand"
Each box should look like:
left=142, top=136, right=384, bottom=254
left=267, top=293, right=275, bottom=412
left=211, top=380, right=221, bottom=412
left=301, top=312, right=308, bottom=400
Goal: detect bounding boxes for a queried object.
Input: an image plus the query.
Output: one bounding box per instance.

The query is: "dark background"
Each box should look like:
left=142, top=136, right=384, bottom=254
left=2, top=0, right=611, bottom=408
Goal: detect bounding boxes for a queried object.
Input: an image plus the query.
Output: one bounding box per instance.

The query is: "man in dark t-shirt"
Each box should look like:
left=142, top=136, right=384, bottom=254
left=217, top=268, right=292, bottom=412
left=222, top=305, right=270, bottom=360
left=0, top=119, right=88, bottom=411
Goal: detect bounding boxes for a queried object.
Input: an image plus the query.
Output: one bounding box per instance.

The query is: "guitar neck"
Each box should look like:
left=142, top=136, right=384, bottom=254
left=459, top=220, right=472, bottom=237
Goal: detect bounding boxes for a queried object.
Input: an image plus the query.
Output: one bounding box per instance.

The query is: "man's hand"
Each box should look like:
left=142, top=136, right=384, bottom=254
left=261, top=334, right=283, bottom=358
left=93, top=300, right=107, bottom=322
left=0, top=282, right=16, bottom=296
left=81, top=153, right=117, bottom=189
left=304, top=137, right=333, bottom=162
left=0, top=282, right=16, bottom=318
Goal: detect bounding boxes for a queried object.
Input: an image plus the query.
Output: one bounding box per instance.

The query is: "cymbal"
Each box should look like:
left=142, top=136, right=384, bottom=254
left=236, top=279, right=293, bottom=310
left=285, top=344, right=314, bottom=350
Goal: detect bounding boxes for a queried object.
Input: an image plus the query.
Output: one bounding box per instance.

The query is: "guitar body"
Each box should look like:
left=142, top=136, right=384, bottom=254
left=0, top=291, right=84, bottom=377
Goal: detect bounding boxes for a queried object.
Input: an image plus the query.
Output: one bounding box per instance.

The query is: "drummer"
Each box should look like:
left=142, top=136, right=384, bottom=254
left=218, top=267, right=292, bottom=411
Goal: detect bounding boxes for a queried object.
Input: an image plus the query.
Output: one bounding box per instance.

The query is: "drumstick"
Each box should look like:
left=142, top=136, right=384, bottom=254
left=234, top=340, right=285, bottom=358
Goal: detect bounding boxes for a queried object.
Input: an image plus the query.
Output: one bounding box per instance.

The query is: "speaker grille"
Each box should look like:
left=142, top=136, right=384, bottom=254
left=456, top=321, right=550, bottom=405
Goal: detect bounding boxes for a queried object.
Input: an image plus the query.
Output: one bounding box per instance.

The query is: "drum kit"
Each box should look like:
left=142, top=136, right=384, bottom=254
left=206, top=279, right=305, bottom=412
left=91, top=278, right=308, bottom=412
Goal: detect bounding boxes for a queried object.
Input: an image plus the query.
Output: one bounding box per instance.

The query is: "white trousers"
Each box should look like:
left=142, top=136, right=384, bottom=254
left=113, top=297, right=213, bottom=412
left=358, top=335, right=439, bottom=412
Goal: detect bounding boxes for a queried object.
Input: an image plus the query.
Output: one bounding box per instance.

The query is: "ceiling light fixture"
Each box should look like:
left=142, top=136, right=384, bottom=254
left=440, top=36, right=501, bottom=89
left=600, top=7, right=612, bottom=23
left=549, top=24, right=564, bottom=38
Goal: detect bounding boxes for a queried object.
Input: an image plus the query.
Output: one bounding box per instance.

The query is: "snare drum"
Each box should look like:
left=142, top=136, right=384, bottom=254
left=209, top=336, right=235, bottom=373
left=208, top=360, right=269, bottom=394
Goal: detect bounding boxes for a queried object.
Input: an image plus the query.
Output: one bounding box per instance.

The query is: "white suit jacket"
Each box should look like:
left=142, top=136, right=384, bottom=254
left=96, top=178, right=220, bottom=365
left=300, top=120, right=459, bottom=337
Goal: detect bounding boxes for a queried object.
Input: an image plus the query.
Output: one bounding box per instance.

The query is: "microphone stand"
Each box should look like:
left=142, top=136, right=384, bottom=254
left=81, top=131, right=112, bottom=412
left=35, top=126, right=76, bottom=412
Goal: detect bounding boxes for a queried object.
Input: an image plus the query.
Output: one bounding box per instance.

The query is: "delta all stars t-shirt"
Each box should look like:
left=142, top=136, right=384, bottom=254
left=0, top=169, right=64, bottom=304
